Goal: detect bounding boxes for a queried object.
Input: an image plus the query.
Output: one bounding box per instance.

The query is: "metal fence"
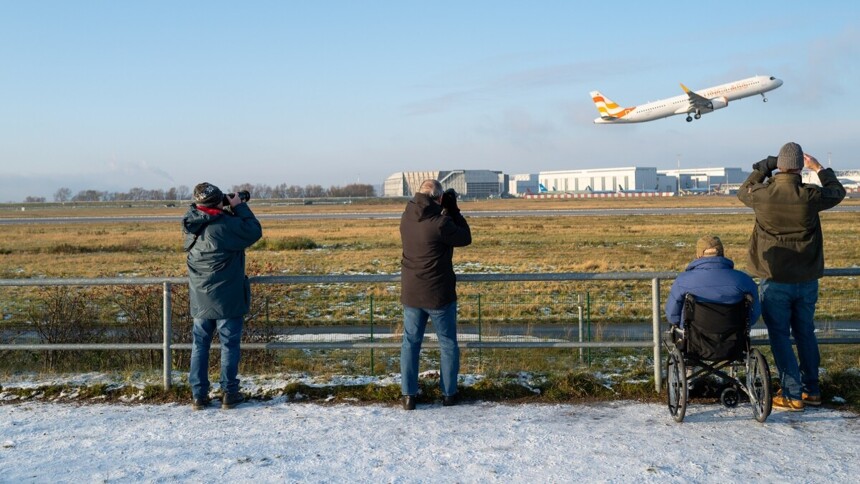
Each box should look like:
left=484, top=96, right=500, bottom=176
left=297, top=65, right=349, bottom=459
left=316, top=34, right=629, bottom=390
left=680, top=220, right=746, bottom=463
left=2, top=269, right=859, bottom=392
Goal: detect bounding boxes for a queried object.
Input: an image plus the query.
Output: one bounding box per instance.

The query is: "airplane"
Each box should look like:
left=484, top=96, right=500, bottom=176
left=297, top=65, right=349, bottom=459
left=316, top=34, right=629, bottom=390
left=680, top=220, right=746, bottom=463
left=590, top=75, right=783, bottom=124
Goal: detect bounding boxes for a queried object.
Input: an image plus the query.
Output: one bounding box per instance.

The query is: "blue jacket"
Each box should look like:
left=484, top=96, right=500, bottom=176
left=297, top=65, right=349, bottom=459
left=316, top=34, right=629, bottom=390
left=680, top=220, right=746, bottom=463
left=665, top=256, right=761, bottom=327
left=183, top=203, right=263, bottom=319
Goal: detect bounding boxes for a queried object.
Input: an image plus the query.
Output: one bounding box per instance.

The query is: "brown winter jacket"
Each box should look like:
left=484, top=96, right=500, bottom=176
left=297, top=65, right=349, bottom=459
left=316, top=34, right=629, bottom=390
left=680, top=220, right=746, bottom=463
left=399, top=193, right=472, bottom=309
left=737, top=168, right=845, bottom=282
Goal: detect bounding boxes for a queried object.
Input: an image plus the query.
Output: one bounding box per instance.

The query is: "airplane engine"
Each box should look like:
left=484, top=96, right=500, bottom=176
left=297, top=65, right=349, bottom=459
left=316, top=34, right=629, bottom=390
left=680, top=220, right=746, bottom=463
left=705, top=96, right=729, bottom=111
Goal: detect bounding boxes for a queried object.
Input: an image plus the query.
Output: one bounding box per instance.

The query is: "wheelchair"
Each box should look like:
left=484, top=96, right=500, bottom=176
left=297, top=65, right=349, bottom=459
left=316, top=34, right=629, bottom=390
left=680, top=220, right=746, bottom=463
left=664, top=293, right=772, bottom=423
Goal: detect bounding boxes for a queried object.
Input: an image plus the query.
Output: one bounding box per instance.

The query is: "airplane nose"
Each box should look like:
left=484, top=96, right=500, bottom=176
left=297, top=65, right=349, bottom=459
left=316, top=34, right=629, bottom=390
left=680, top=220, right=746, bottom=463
left=774, top=78, right=783, bottom=87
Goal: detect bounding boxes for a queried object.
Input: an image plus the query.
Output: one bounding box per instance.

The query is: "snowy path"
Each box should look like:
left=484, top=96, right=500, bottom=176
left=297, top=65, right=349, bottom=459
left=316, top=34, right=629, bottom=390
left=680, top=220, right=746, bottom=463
left=1, top=400, right=858, bottom=482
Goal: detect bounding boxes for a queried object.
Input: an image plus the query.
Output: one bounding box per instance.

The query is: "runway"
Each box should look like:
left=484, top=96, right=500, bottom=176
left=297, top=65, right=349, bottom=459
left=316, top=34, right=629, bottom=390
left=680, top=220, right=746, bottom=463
left=2, top=204, right=857, bottom=225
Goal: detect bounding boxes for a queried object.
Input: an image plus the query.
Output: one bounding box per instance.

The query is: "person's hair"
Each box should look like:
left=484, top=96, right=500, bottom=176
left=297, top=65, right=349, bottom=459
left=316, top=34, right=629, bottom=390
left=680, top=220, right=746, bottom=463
left=418, top=179, right=444, bottom=198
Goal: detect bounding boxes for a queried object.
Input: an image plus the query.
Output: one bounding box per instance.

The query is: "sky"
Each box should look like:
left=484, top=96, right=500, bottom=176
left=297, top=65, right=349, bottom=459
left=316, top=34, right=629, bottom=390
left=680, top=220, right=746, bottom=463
left=2, top=1, right=859, bottom=202
left=1, top=398, right=858, bottom=481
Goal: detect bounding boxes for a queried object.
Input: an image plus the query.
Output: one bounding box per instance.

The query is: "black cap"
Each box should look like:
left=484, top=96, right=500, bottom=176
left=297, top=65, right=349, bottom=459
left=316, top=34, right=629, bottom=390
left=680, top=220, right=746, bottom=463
left=193, top=182, right=223, bottom=207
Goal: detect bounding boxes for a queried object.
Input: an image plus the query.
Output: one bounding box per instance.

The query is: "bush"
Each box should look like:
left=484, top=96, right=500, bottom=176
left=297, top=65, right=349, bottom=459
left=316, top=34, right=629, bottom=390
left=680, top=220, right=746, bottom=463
left=252, top=237, right=318, bottom=251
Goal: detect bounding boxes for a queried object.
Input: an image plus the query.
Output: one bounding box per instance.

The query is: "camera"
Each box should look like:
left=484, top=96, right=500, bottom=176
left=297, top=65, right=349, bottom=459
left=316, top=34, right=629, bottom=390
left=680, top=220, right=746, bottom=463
left=223, top=190, right=251, bottom=205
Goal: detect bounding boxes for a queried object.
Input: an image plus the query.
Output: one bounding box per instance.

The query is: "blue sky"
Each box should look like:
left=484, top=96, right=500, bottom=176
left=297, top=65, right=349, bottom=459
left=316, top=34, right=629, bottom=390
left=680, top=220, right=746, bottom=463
left=1, top=1, right=858, bottom=201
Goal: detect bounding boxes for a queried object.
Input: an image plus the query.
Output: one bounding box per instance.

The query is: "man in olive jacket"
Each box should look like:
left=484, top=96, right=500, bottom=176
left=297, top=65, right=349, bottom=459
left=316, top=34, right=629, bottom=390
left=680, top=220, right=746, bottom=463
left=738, top=142, right=845, bottom=411
left=183, top=182, right=262, bottom=410
left=399, top=179, right=471, bottom=410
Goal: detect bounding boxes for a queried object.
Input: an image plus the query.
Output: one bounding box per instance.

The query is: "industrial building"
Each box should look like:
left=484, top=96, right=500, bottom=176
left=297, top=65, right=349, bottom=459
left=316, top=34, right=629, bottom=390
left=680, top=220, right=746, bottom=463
left=382, top=170, right=505, bottom=198
left=508, top=174, right=539, bottom=196
left=538, top=167, right=676, bottom=194
left=659, top=167, right=749, bottom=193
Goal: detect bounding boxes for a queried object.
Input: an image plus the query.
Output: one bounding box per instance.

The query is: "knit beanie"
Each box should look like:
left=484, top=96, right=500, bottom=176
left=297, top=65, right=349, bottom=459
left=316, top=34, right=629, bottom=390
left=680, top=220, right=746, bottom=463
left=696, top=235, right=724, bottom=258
left=193, top=182, right=223, bottom=207
left=777, top=142, right=803, bottom=171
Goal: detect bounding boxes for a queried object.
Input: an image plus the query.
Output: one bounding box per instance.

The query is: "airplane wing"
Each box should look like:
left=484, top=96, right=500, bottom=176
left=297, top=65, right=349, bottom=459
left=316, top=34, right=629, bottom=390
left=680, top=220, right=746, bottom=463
left=680, top=83, right=711, bottom=110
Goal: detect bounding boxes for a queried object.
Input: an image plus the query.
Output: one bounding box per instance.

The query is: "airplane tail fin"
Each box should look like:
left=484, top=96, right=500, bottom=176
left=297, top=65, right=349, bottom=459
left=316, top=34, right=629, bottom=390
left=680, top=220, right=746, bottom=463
left=538, top=183, right=548, bottom=193
left=590, top=91, right=627, bottom=119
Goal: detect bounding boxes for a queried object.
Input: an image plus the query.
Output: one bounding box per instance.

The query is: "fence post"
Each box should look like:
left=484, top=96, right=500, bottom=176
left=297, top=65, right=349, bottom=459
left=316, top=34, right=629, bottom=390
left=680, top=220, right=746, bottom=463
left=652, top=278, right=661, bottom=392
left=477, top=294, right=482, bottom=369
left=162, top=282, right=173, bottom=390
left=586, top=291, right=592, bottom=366
left=369, top=294, right=375, bottom=376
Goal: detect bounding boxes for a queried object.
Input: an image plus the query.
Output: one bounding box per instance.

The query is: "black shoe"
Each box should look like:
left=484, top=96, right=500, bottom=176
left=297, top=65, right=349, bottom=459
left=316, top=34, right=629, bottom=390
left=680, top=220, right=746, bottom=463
left=402, top=395, right=416, bottom=411
left=222, top=392, right=245, bottom=410
left=191, top=397, right=211, bottom=411
left=442, top=394, right=459, bottom=407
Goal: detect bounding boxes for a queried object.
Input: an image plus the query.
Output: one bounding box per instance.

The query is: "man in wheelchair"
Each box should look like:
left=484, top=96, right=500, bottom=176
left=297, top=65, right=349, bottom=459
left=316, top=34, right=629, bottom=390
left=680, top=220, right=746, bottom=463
left=666, top=235, right=761, bottom=332
left=663, top=235, right=768, bottom=422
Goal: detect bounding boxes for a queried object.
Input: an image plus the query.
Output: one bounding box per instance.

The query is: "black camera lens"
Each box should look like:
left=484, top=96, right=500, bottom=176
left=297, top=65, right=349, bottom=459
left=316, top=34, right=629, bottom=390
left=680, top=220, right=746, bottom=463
left=222, top=190, right=251, bottom=205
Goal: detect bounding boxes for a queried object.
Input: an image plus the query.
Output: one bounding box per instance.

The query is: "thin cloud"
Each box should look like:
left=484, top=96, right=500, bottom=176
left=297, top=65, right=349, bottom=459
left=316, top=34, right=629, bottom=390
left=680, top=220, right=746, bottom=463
left=402, top=59, right=650, bottom=116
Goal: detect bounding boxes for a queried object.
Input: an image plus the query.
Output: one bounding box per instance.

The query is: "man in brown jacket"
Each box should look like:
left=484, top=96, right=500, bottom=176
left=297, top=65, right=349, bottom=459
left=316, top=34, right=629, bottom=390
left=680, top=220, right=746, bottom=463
left=399, top=179, right=471, bottom=410
left=738, top=142, right=845, bottom=411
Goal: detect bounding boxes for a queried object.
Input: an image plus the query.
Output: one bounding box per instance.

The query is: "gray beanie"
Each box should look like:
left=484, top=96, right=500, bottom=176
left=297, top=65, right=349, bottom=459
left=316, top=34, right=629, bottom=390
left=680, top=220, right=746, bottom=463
left=777, top=142, right=803, bottom=171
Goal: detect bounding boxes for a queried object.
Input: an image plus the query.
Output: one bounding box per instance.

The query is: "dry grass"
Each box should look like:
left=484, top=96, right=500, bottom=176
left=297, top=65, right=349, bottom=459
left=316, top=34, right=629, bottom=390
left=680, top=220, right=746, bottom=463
left=2, top=198, right=859, bottom=278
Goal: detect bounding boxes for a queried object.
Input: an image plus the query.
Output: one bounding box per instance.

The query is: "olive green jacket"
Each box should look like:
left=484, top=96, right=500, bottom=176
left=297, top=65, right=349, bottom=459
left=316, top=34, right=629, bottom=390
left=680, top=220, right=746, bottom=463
left=737, top=168, right=845, bottom=282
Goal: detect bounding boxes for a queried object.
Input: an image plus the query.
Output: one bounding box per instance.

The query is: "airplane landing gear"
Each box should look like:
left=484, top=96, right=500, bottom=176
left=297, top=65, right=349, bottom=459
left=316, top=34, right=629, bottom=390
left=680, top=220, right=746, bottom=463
left=694, top=113, right=701, bottom=120
left=761, top=93, right=768, bottom=102
left=686, top=115, right=693, bottom=122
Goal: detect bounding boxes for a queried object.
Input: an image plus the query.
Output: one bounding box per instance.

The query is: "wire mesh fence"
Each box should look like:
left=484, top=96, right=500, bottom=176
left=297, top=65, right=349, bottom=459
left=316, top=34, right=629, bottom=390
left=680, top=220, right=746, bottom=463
left=1, top=271, right=859, bottom=387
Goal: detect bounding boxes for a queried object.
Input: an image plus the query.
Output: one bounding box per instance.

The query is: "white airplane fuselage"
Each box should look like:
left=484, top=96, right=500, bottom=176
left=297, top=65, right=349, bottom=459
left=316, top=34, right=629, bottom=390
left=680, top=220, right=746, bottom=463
left=592, top=75, right=783, bottom=124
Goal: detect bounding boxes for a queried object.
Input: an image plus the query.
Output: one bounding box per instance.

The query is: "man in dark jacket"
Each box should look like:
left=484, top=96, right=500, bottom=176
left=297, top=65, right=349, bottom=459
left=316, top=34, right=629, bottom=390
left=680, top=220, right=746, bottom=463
left=183, top=182, right=262, bottom=410
left=399, top=179, right=471, bottom=410
left=738, top=143, right=845, bottom=411
left=665, top=235, right=760, bottom=328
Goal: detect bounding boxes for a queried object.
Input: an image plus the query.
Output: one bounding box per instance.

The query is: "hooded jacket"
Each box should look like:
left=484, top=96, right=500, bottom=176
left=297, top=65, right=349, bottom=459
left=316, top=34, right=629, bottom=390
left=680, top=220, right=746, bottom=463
left=737, top=169, right=845, bottom=282
left=182, top=203, right=263, bottom=319
left=400, top=193, right=471, bottom=309
left=665, top=256, right=761, bottom=327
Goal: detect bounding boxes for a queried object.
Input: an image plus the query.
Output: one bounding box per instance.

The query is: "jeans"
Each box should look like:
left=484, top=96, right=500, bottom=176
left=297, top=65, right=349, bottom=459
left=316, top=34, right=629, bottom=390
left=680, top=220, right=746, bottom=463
left=760, top=279, right=820, bottom=400
left=401, top=301, right=460, bottom=397
left=189, top=317, right=243, bottom=399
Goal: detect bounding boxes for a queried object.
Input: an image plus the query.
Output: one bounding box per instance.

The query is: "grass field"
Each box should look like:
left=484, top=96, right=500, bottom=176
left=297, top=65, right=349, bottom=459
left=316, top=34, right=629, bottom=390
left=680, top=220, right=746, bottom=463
left=1, top=196, right=858, bottom=407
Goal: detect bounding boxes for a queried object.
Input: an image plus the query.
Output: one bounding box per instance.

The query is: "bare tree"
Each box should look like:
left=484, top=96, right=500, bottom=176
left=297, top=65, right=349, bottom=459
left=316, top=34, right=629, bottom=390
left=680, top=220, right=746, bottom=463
left=72, top=189, right=106, bottom=202
left=286, top=185, right=304, bottom=198
left=54, top=187, right=72, bottom=202
left=304, top=184, right=325, bottom=197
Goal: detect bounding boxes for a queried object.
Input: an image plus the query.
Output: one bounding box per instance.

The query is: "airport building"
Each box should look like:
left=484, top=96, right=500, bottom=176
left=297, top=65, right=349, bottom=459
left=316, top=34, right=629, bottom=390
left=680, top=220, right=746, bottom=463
left=804, top=169, right=860, bottom=192
left=508, top=174, right=539, bottom=196
left=538, top=167, right=676, bottom=194
left=659, top=167, right=749, bottom=193
left=382, top=170, right=505, bottom=198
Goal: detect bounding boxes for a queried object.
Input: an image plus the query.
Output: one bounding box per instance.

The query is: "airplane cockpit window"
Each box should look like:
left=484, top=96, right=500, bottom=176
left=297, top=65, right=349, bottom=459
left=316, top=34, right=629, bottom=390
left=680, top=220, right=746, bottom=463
left=770, top=76, right=776, bottom=80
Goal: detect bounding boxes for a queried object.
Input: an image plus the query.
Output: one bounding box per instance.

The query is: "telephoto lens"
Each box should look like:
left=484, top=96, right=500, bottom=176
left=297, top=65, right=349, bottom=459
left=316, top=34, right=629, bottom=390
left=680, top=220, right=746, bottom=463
left=223, top=190, right=251, bottom=205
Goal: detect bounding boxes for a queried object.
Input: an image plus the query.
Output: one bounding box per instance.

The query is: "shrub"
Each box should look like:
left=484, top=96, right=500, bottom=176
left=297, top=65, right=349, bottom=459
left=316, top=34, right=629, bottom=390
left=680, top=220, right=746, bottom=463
left=252, top=237, right=318, bottom=251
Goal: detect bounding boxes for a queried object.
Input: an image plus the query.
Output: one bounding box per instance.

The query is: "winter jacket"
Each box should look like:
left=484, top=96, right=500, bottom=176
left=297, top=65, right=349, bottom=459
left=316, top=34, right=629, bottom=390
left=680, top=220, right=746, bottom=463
left=182, top=203, right=263, bottom=319
left=665, top=256, right=761, bottom=327
left=737, top=169, right=845, bottom=282
left=400, top=193, right=472, bottom=309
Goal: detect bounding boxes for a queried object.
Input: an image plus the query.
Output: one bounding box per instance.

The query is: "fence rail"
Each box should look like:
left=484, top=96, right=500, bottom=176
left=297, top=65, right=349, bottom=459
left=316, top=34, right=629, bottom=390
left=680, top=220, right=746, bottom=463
left=2, top=269, right=859, bottom=392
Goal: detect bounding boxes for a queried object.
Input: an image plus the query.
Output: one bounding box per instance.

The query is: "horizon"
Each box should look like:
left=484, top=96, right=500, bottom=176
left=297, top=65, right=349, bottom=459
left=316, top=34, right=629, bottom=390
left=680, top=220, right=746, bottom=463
left=7, top=163, right=860, bottom=203
left=2, top=1, right=859, bottom=202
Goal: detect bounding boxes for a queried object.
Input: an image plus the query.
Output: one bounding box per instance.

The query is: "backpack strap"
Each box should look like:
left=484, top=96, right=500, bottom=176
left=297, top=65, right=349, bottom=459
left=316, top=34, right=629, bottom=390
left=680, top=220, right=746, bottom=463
left=184, top=221, right=212, bottom=252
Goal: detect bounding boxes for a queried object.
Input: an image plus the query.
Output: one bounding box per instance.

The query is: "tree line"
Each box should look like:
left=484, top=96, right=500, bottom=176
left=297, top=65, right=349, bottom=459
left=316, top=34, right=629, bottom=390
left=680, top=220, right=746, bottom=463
left=36, top=183, right=377, bottom=203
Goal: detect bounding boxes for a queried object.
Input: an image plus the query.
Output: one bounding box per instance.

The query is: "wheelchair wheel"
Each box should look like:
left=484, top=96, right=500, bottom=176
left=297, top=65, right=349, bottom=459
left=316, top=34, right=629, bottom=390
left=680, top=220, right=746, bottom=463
left=666, top=347, right=687, bottom=422
left=720, top=387, right=739, bottom=408
left=747, top=348, right=772, bottom=422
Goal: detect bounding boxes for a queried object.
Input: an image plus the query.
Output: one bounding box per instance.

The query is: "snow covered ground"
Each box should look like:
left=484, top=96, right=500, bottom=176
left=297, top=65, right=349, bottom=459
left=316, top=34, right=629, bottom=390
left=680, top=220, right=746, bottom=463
left=2, top=399, right=858, bottom=482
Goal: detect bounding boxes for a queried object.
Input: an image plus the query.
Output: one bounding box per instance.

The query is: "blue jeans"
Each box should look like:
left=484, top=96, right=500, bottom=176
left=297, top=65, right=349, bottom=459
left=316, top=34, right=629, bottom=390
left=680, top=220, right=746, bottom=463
left=760, top=279, right=820, bottom=400
left=401, top=301, right=460, bottom=397
left=189, top=317, right=243, bottom=399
